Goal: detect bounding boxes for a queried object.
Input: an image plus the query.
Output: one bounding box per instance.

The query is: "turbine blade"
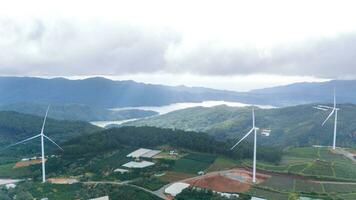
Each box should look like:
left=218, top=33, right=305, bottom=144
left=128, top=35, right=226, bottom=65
left=230, top=128, right=254, bottom=150
left=41, top=105, right=50, bottom=135
left=317, top=105, right=333, bottom=109
left=333, top=88, right=336, bottom=109
left=322, top=109, right=335, bottom=126
left=43, top=135, right=63, bottom=151
left=313, top=106, right=328, bottom=111
left=252, top=108, right=255, bottom=128
left=3, top=134, right=41, bottom=150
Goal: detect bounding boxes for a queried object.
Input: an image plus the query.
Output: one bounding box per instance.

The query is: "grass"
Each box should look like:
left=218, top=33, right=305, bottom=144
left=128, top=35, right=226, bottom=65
left=243, top=147, right=356, bottom=181
left=294, top=180, right=323, bottom=193
left=260, top=176, right=294, bottom=192
left=323, top=183, right=356, bottom=193
left=0, top=162, right=34, bottom=178
left=183, top=152, right=217, bottom=163
left=206, top=156, right=239, bottom=172
left=172, top=152, right=216, bottom=174
left=159, top=171, right=194, bottom=182
left=172, top=158, right=211, bottom=174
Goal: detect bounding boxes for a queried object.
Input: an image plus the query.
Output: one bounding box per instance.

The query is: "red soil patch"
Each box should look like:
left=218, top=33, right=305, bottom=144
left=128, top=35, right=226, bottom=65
left=14, top=159, right=44, bottom=168
left=47, top=178, right=78, bottom=184
left=187, top=174, right=251, bottom=193
left=185, top=169, right=268, bottom=193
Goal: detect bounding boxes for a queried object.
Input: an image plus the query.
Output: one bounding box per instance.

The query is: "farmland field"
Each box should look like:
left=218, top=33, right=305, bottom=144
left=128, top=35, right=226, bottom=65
left=172, top=152, right=216, bottom=174
left=173, top=158, right=211, bottom=174
left=206, top=156, right=239, bottom=172
left=244, top=147, right=356, bottom=181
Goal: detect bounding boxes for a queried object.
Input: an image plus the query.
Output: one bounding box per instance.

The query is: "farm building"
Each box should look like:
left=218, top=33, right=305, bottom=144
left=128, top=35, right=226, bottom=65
left=251, top=197, right=266, bottom=200
left=114, top=168, right=129, bottom=173
left=126, top=148, right=161, bottom=158
left=89, top=196, right=109, bottom=200
left=216, top=192, right=239, bottom=198
left=164, top=182, right=190, bottom=197
left=299, top=197, right=323, bottom=200
left=5, top=183, right=16, bottom=189
left=122, top=160, right=155, bottom=168
left=260, top=129, right=271, bottom=136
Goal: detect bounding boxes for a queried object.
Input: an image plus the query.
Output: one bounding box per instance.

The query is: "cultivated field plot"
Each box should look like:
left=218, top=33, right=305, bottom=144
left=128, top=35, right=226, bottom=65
left=172, top=152, right=216, bottom=174
left=322, top=183, right=356, bottom=193
left=159, top=171, right=194, bottom=182
left=295, top=179, right=323, bottom=193
left=0, top=163, right=33, bottom=178
left=245, top=147, right=356, bottom=181
left=14, top=159, right=43, bottom=168
left=206, top=156, right=239, bottom=172
left=259, top=175, right=294, bottom=192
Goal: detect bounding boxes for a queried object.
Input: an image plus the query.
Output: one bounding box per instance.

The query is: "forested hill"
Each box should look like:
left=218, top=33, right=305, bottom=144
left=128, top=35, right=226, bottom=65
left=62, top=126, right=282, bottom=163
left=0, top=102, right=157, bottom=122
left=124, top=104, right=356, bottom=147
left=0, top=111, right=101, bottom=158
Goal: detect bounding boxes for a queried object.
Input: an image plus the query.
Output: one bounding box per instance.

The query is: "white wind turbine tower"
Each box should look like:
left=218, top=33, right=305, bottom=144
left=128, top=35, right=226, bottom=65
left=314, top=89, right=339, bottom=150
left=230, top=108, right=259, bottom=183
left=5, top=105, right=63, bottom=183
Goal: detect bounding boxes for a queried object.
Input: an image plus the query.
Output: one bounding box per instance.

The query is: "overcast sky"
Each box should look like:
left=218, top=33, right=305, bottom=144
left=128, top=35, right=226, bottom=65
left=1, top=0, right=356, bottom=91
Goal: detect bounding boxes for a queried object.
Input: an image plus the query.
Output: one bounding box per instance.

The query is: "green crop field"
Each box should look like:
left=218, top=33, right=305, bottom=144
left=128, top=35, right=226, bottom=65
left=206, top=156, right=239, bottom=172
left=260, top=176, right=294, bottom=192
left=172, top=152, right=216, bottom=174
left=183, top=152, right=217, bottom=163
left=172, top=158, right=211, bottom=174
left=0, top=162, right=34, bottom=178
left=244, top=147, right=356, bottom=181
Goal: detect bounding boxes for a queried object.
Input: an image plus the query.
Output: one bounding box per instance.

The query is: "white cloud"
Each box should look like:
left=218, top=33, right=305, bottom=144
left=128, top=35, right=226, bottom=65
left=0, top=0, right=356, bottom=80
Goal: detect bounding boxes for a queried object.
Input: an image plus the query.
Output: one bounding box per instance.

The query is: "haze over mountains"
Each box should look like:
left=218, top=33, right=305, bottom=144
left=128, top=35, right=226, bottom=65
left=0, top=77, right=356, bottom=108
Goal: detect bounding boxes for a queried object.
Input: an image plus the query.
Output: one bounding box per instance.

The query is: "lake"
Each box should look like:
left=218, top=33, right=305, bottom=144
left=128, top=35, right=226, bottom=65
left=91, top=101, right=274, bottom=128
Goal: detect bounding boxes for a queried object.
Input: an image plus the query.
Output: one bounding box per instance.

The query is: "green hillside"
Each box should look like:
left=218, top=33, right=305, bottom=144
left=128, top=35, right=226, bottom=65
left=125, top=104, right=356, bottom=147
left=0, top=102, right=157, bottom=122
left=0, top=111, right=101, bottom=162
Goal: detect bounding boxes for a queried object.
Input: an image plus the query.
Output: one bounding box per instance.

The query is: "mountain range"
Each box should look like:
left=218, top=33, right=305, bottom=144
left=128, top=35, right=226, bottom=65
left=1, top=77, right=356, bottom=108
left=0, top=103, right=157, bottom=122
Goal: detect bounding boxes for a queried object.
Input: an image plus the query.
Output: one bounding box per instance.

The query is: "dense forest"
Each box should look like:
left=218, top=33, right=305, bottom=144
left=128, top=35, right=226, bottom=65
left=61, top=126, right=282, bottom=163
left=125, top=104, right=356, bottom=147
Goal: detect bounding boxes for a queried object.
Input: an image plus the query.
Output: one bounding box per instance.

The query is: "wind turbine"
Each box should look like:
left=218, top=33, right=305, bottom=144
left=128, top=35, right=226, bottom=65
left=5, top=105, right=63, bottom=183
left=314, top=89, right=339, bottom=150
left=230, top=108, right=259, bottom=183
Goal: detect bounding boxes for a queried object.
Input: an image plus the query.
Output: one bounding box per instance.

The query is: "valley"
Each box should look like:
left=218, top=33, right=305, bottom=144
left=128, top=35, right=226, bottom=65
left=0, top=125, right=354, bottom=199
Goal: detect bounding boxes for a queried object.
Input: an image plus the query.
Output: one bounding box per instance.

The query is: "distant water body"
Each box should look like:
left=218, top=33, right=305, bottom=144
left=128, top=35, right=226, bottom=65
left=111, top=101, right=274, bottom=115
left=91, top=101, right=274, bottom=128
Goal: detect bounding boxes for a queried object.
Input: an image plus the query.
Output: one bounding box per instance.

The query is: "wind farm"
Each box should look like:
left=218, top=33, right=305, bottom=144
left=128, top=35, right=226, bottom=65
left=0, top=84, right=353, bottom=199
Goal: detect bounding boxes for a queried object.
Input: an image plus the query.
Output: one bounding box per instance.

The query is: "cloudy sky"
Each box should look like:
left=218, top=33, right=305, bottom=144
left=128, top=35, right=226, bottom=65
left=1, top=0, right=356, bottom=91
